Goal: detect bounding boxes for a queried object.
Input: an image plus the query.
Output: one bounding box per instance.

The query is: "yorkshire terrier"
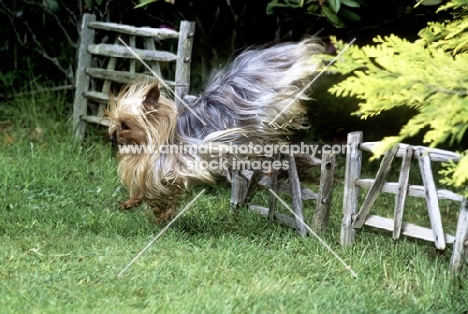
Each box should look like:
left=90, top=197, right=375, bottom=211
left=105, top=38, right=324, bottom=222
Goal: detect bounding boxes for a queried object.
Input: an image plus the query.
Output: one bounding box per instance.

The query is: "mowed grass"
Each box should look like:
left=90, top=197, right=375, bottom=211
left=0, top=89, right=467, bottom=313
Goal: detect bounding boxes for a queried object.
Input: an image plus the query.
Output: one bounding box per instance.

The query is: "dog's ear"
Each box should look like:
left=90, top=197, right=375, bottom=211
left=143, top=84, right=160, bottom=110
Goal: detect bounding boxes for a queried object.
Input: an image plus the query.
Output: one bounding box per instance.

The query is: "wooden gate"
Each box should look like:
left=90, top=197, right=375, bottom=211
left=341, top=131, right=468, bottom=273
left=73, top=13, right=195, bottom=141
left=231, top=151, right=336, bottom=236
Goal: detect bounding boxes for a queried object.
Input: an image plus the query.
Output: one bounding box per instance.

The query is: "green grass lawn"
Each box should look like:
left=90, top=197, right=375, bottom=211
left=0, top=90, right=466, bottom=313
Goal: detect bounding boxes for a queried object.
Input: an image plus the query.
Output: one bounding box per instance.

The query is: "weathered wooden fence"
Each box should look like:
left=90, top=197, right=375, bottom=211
left=231, top=151, right=336, bottom=236
left=73, top=13, right=195, bottom=141
left=341, top=131, right=468, bottom=273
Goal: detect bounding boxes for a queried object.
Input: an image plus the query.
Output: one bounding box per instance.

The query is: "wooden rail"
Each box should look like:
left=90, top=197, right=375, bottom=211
left=88, top=22, right=179, bottom=39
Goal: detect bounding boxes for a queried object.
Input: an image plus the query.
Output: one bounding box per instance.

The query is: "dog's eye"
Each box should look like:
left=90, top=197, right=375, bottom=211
left=121, top=122, right=130, bottom=130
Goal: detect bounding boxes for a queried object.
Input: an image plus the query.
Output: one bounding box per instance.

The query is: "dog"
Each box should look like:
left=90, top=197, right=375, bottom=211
left=105, top=38, right=324, bottom=222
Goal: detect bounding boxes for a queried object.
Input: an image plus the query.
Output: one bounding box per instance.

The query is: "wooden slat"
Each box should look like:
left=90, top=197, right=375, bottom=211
left=88, top=22, right=179, bottom=39
left=360, top=215, right=455, bottom=244
left=354, top=179, right=464, bottom=202
left=450, top=198, right=468, bottom=273
left=98, top=38, right=119, bottom=119
left=313, top=152, right=335, bottom=233
left=83, top=91, right=110, bottom=104
left=359, top=142, right=461, bottom=163
left=288, top=154, right=306, bottom=236
left=341, top=131, right=363, bottom=246
left=393, top=145, right=413, bottom=239
left=352, top=145, right=399, bottom=229
left=81, top=115, right=111, bottom=127
left=250, top=205, right=301, bottom=232
left=86, top=68, right=167, bottom=85
left=88, top=44, right=177, bottom=62
left=129, top=35, right=137, bottom=74
left=418, top=148, right=446, bottom=250
left=144, top=38, right=162, bottom=78
left=100, top=38, right=119, bottom=94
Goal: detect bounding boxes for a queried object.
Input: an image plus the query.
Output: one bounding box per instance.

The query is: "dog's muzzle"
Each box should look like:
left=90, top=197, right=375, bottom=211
left=110, top=131, right=117, bottom=144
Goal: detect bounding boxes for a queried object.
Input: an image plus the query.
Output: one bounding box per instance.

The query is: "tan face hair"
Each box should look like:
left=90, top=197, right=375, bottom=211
left=104, top=83, right=176, bottom=147
left=108, top=113, right=146, bottom=145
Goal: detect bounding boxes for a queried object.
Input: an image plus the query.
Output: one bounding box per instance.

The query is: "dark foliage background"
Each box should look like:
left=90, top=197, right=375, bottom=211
left=0, top=0, right=450, bottom=141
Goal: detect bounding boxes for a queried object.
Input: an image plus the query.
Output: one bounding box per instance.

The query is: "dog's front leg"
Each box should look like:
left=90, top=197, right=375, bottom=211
left=120, top=191, right=144, bottom=209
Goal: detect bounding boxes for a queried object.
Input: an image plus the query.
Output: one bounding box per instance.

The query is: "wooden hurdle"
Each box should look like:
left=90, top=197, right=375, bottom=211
left=230, top=151, right=336, bottom=236
left=341, top=131, right=468, bottom=274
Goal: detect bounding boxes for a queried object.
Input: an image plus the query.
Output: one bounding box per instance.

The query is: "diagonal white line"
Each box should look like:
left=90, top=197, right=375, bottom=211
left=269, top=38, right=357, bottom=126
left=117, top=189, right=206, bottom=277
left=118, top=37, right=207, bottom=126
left=268, top=189, right=358, bottom=278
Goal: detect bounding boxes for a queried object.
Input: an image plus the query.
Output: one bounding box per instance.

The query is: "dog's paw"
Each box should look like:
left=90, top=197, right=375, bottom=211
left=119, top=192, right=144, bottom=209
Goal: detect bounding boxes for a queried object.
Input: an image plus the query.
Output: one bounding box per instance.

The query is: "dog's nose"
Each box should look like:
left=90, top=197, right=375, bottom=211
left=110, top=131, right=117, bottom=144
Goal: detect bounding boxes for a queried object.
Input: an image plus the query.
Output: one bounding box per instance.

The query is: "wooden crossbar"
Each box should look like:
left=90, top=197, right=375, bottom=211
left=88, top=22, right=179, bottom=39
left=360, top=142, right=461, bottom=162
left=361, top=215, right=455, bottom=244
left=87, top=44, right=178, bottom=61
left=354, top=180, right=463, bottom=201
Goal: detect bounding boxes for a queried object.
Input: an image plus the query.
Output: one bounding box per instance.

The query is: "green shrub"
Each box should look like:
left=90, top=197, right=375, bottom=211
left=327, top=0, right=468, bottom=192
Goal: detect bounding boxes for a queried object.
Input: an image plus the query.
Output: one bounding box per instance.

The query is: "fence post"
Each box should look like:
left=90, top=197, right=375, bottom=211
left=450, top=198, right=468, bottom=274
left=175, top=21, right=196, bottom=108
left=341, top=132, right=363, bottom=246
left=314, top=151, right=336, bottom=233
left=73, top=13, right=96, bottom=141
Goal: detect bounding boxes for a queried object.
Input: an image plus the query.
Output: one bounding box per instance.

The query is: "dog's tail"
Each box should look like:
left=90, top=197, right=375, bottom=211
left=182, top=38, right=324, bottom=143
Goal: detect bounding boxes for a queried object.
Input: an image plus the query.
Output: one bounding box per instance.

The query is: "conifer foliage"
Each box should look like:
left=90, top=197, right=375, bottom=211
left=328, top=0, right=468, bottom=192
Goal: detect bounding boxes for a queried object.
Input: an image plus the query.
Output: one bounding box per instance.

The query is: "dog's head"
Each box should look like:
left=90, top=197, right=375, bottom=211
left=104, top=82, right=177, bottom=147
